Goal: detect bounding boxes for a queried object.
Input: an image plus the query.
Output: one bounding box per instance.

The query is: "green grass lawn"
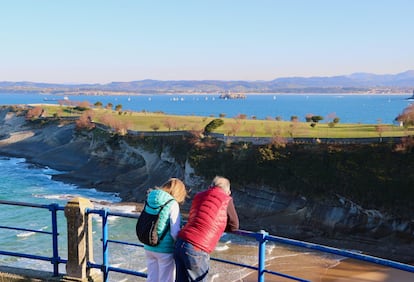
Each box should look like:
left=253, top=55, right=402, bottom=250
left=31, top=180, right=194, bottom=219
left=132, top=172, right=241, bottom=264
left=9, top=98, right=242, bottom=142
left=40, top=104, right=412, bottom=138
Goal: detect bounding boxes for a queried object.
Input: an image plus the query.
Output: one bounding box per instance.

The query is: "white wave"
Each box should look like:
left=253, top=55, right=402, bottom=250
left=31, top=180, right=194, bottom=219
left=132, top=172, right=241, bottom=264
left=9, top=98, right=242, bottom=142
left=210, top=273, right=220, bottom=281
left=16, top=225, right=50, bottom=238
left=16, top=231, right=36, bottom=238
left=91, top=202, right=139, bottom=216
left=138, top=267, right=147, bottom=273
left=32, top=193, right=120, bottom=204
left=92, top=215, right=119, bottom=223
left=33, top=194, right=75, bottom=200
left=215, top=239, right=231, bottom=252
left=215, top=245, right=229, bottom=252
left=266, top=243, right=275, bottom=255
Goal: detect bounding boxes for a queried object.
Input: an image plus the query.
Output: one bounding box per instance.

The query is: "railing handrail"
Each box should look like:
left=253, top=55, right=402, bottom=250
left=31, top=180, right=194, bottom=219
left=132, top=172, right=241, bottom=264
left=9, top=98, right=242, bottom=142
left=260, top=231, right=414, bottom=274
left=0, top=200, right=64, bottom=276
left=1, top=200, right=414, bottom=282
left=87, top=208, right=414, bottom=282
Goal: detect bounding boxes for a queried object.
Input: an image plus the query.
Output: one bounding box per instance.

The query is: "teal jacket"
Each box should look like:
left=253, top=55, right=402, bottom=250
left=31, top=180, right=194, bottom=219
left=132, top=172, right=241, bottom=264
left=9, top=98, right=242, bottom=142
left=143, top=189, right=177, bottom=253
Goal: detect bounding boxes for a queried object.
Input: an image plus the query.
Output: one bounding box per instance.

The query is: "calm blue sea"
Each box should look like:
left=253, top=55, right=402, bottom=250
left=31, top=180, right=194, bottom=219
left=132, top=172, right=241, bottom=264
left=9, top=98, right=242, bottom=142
left=1, top=92, right=413, bottom=124
left=0, top=92, right=404, bottom=280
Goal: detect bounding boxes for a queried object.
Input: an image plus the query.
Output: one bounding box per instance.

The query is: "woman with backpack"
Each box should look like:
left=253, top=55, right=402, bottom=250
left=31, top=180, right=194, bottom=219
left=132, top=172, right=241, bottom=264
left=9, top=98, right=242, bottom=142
left=139, top=178, right=187, bottom=282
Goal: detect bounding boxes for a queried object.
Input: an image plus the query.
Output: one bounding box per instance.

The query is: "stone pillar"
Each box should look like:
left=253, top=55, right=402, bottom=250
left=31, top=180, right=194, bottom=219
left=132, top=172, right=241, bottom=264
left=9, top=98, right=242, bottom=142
left=63, top=197, right=101, bottom=282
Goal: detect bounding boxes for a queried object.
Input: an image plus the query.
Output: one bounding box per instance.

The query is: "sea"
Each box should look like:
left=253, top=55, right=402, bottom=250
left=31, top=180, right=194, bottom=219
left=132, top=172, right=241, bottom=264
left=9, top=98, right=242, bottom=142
left=1, top=92, right=413, bottom=281
left=1, top=92, right=413, bottom=123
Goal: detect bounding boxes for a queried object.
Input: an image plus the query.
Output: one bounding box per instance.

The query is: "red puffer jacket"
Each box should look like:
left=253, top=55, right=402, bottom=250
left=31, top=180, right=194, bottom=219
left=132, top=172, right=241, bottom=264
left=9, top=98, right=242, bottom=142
left=178, top=187, right=231, bottom=253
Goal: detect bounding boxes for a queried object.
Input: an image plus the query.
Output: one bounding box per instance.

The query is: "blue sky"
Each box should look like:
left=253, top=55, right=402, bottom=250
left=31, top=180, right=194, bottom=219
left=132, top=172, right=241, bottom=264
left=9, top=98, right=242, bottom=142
left=1, top=0, right=413, bottom=83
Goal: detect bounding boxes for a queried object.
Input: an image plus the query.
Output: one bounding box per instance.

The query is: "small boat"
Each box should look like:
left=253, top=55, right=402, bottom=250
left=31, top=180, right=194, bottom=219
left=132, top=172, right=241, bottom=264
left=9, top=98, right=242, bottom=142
left=43, top=97, right=57, bottom=101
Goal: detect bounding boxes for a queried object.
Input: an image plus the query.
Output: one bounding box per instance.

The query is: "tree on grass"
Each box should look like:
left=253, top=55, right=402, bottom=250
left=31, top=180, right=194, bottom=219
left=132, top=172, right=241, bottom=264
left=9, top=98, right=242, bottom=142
left=105, top=103, right=113, bottom=110
left=246, top=126, right=256, bottom=137
left=75, top=101, right=91, bottom=111
left=227, top=120, right=242, bottom=136
left=150, top=124, right=160, bottom=131
left=115, top=104, right=123, bottom=112
left=163, top=117, right=178, bottom=131
left=204, top=118, right=224, bottom=134
left=288, top=119, right=299, bottom=138
left=375, top=122, right=386, bottom=142
left=310, top=115, right=323, bottom=127
left=94, top=101, right=103, bottom=108
left=305, top=113, right=314, bottom=122
left=311, top=115, right=324, bottom=123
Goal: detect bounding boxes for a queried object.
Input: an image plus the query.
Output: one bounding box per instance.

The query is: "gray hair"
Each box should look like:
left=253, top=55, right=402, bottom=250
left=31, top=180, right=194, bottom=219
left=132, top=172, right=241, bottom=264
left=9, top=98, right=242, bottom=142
left=211, top=176, right=230, bottom=194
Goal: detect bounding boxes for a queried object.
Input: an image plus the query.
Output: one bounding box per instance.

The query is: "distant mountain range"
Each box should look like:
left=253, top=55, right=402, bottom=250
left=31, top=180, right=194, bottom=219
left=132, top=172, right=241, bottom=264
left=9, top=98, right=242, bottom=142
left=1, top=70, right=414, bottom=94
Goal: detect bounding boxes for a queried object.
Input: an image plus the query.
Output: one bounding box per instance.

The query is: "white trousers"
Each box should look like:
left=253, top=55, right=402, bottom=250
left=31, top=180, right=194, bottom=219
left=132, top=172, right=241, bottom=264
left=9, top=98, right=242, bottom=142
left=145, top=250, right=175, bottom=282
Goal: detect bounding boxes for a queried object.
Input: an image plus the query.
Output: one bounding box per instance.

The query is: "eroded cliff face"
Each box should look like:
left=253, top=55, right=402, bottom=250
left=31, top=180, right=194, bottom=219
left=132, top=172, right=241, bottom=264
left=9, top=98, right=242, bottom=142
left=0, top=107, right=413, bottom=262
left=238, top=186, right=413, bottom=241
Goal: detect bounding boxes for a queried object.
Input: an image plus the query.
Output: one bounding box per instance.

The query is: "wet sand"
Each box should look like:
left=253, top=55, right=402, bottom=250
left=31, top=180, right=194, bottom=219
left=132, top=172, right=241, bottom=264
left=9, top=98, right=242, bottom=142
left=207, top=237, right=414, bottom=282
left=241, top=258, right=414, bottom=282
left=321, top=260, right=414, bottom=282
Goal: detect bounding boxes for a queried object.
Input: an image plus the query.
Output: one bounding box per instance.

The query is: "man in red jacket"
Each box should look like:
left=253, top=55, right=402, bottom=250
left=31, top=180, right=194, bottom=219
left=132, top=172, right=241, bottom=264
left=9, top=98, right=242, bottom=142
left=174, top=176, right=239, bottom=282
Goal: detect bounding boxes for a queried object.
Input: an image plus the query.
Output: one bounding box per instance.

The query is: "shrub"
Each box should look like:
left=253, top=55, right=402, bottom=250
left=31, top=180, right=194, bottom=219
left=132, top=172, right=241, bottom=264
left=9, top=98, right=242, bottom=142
left=26, top=106, right=44, bottom=120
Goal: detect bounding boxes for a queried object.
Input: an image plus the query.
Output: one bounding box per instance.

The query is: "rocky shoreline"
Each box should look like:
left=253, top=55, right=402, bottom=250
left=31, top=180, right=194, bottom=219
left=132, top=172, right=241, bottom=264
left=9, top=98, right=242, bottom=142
left=0, top=106, right=413, bottom=264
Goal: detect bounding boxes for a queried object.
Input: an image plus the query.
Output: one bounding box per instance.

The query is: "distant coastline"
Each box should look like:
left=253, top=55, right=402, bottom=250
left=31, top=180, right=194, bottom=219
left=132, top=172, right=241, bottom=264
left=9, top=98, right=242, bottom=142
left=1, top=70, right=414, bottom=95
left=1, top=90, right=413, bottom=96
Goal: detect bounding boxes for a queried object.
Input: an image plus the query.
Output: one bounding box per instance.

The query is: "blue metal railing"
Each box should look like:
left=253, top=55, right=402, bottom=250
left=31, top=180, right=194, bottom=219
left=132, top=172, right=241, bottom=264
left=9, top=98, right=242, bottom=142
left=86, top=208, right=147, bottom=281
left=87, top=208, right=414, bottom=282
left=1, top=200, right=414, bottom=282
left=0, top=200, right=66, bottom=276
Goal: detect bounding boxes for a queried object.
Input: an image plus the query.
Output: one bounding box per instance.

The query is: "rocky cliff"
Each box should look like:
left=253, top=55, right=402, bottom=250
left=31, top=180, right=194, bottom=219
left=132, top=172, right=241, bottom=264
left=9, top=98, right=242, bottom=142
left=0, top=106, right=413, bottom=262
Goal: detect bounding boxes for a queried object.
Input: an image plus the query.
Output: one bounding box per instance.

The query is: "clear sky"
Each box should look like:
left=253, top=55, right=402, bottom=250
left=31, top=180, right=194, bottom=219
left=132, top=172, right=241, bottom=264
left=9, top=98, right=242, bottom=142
left=1, top=0, right=413, bottom=83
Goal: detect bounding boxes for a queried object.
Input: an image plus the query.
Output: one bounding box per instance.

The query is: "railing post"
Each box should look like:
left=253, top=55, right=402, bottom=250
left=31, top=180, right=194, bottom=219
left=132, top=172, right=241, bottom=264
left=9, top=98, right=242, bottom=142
left=63, top=197, right=101, bottom=281
left=102, top=208, right=109, bottom=282
left=256, top=230, right=268, bottom=282
left=49, top=203, right=60, bottom=276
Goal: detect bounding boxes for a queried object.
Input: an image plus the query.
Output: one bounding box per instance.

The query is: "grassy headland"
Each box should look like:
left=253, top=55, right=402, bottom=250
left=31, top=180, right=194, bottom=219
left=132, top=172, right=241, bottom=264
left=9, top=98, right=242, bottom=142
left=36, top=104, right=412, bottom=139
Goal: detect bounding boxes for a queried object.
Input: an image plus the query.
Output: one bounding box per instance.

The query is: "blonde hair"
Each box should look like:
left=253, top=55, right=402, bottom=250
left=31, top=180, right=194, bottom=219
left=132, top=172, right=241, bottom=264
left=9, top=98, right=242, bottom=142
left=211, top=176, right=231, bottom=194
left=161, top=178, right=187, bottom=204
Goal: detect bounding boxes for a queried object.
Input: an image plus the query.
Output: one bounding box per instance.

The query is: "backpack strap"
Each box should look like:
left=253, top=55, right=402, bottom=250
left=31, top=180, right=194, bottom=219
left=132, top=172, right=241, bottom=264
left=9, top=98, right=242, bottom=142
left=157, top=199, right=174, bottom=242
left=144, top=198, right=175, bottom=242
left=145, top=198, right=174, bottom=211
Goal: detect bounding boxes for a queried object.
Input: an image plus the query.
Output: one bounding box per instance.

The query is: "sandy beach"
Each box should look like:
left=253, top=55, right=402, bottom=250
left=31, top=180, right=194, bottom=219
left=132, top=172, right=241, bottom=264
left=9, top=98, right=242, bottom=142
left=321, top=260, right=414, bottom=282
left=241, top=258, right=414, bottom=282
